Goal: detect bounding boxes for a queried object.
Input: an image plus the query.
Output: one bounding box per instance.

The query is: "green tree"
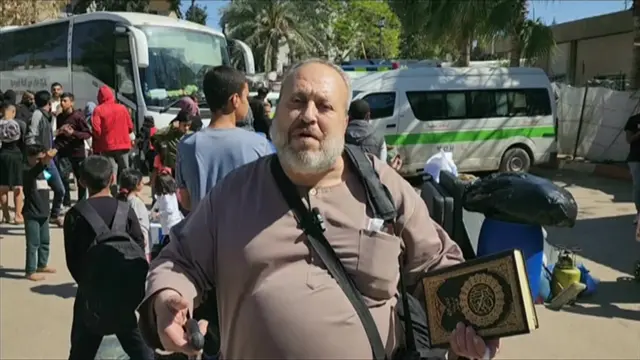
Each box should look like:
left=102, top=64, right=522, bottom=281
left=294, top=0, right=400, bottom=62
left=488, top=0, right=555, bottom=67
left=168, top=0, right=182, bottom=18
left=72, top=0, right=149, bottom=13
left=185, top=0, right=207, bottom=25
left=391, top=0, right=501, bottom=66
left=390, top=0, right=554, bottom=67
left=221, top=0, right=320, bottom=72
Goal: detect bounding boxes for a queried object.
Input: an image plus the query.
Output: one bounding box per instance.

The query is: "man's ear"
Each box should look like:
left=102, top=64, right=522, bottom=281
left=229, top=93, right=240, bottom=110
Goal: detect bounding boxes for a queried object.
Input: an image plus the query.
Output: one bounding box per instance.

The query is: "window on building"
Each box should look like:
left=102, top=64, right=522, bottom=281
left=361, top=92, right=396, bottom=119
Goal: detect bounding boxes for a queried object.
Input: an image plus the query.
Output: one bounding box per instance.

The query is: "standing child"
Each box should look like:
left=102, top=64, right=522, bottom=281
left=23, top=144, right=58, bottom=281
left=150, top=171, right=183, bottom=256
left=116, top=169, right=150, bottom=261
left=63, top=155, right=153, bottom=360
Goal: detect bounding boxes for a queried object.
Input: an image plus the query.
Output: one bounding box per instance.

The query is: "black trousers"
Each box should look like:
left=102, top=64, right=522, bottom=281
left=60, top=156, right=86, bottom=206
left=68, top=295, right=154, bottom=360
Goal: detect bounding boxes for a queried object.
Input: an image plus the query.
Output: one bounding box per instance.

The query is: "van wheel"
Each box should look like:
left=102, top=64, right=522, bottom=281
left=499, top=147, right=531, bottom=172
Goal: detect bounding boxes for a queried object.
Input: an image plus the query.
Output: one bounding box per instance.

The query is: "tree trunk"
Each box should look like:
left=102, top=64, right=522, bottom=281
left=455, top=36, right=471, bottom=67
left=509, top=35, right=521, bottom=67
left=270, top=37, right=280, bottom=73
left=510, top=0, right=529, bottom=67
left=632, top=1, right=640, bottom=90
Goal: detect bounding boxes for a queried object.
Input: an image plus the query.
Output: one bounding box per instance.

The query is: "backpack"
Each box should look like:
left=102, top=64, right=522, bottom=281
left=74, top=200, right=149, bottom=335
left=0, top=119, right=21, bottom=142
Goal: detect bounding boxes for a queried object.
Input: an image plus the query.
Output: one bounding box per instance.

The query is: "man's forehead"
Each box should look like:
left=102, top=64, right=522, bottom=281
left=286, top=65, right=347, bottom=95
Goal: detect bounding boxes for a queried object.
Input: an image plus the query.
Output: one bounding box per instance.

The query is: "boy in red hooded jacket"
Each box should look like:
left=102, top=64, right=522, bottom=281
left=91, top=86, right=134, bottom=192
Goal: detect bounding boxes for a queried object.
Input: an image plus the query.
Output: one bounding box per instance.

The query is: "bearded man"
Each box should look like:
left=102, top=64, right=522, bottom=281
left=138, top=59, right=500, bottom=360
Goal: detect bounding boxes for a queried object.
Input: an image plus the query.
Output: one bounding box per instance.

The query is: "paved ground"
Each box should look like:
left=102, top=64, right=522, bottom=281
left=1, top=170, right=639, bottom=359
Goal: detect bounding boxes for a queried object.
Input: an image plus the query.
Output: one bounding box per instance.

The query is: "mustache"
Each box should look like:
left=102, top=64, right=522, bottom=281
left=288, top=120, right=323, bottom=140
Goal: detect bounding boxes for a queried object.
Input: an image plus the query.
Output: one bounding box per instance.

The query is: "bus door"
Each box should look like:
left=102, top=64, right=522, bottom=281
left=113, top=31, right=140, bottom=130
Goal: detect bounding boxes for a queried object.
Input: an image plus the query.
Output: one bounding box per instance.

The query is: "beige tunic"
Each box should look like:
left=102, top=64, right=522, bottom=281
left=139, top=155, right=464, bottom=359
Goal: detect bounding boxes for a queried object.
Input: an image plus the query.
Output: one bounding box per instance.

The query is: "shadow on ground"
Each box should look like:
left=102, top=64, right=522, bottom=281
left=0, top=266, right=24, bottom=279
left=31, top=282, right=77, bottom=299
left=533, top=168, right=632, bottom=203
left=546, top=214, right=639, bottom=275
left=0, top=225, right=25, bottom=238
left=561, top=277, right=640, bottom=322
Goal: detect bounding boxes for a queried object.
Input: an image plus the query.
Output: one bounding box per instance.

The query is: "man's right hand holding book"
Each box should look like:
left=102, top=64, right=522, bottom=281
left=449, top=322, right=500, bottom=359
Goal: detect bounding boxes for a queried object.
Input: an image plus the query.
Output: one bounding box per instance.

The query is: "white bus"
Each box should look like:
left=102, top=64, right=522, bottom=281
left=351, top=66, right=557, bottom=176
left=0, top=12, right=254, bottom=130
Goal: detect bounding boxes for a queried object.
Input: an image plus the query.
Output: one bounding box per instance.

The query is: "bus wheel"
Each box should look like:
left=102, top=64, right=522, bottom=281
left=499, top=146, right=531, bottom=172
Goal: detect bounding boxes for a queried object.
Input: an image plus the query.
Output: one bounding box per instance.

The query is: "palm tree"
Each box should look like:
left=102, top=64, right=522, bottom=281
left=220, top=0, right=319, bottom=72
left=390, top=0, right=501, bottom=66
left=489, top=0, right=555, bottom=67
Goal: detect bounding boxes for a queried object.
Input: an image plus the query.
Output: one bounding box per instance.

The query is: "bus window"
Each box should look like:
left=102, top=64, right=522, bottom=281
left=2, top=22, right=68, bottom=71
left=72, top=20, right=116, bottom=88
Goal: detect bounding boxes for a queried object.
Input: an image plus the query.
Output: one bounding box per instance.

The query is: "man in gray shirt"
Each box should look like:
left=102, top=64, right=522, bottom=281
left=175, top=66, right=273, bottom=211
left=26, top=90, right=66, bottom=223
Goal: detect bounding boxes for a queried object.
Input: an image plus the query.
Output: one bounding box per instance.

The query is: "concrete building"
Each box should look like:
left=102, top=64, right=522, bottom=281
left=495, top=10, right=636, bottom=90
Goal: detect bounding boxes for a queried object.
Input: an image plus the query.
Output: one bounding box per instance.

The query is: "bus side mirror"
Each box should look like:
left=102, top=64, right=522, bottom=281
left=230, top=39, right=255, bottom=75
left=128, top=27, right=150, bottom=68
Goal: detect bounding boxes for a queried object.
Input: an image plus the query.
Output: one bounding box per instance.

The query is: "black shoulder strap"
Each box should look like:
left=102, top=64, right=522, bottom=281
left=74, top=201, right=110, bottom=237
left=112, top=201, right=129, bottom=233
left=343, top=144, right=396, bottom=222
left=270, top=155, right=387, bottom=360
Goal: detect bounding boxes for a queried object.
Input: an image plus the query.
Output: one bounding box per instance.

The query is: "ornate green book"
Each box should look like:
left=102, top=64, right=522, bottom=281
left=422, top=249, right=539, bottom=348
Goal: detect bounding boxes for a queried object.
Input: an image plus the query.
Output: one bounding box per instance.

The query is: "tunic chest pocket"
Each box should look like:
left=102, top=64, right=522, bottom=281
left=356, top=229, right=402, bottom=300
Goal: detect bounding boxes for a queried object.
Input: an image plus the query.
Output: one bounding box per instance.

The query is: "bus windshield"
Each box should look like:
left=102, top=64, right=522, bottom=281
left=138, top=26, right=229, bottom=108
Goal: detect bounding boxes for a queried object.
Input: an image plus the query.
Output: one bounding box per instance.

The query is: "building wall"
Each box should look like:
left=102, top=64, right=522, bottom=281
left=574, top=32, right=634, bottom=85
left=494, top=10, right=635, bottom=87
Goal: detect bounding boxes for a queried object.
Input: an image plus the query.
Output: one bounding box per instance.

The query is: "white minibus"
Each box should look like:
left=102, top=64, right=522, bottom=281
left=351, top=66, right=556, bottom=176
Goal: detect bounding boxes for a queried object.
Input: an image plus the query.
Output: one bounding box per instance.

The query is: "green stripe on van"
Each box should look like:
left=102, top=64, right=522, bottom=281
left=384, top=126, right=555, bottom=146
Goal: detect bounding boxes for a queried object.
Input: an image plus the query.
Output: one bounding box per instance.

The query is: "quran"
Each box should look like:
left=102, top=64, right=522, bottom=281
left=422, top=249, right=539, bottom=348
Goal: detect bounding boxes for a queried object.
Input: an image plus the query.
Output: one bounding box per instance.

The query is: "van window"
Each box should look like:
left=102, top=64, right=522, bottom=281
left=406, top=91, right=466, bottom=121
left=361, top=92, right=395, bottom=119
left=526, top=89, right=552, bottom=116
left=408, top=88, right=552, bottom=121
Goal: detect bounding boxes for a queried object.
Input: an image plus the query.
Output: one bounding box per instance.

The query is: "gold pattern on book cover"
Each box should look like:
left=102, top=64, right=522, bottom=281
left=459, top=273, right=505, bottom=327
left=425, top=256, right=526, bottom=346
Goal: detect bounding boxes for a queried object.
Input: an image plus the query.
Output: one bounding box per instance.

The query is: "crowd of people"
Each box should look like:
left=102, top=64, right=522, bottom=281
left=0, top=60, right=498, bottom=360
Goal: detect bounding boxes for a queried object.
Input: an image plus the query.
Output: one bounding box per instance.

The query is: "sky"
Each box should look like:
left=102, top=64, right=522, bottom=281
left=183, top=0, right=633, bottom=30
